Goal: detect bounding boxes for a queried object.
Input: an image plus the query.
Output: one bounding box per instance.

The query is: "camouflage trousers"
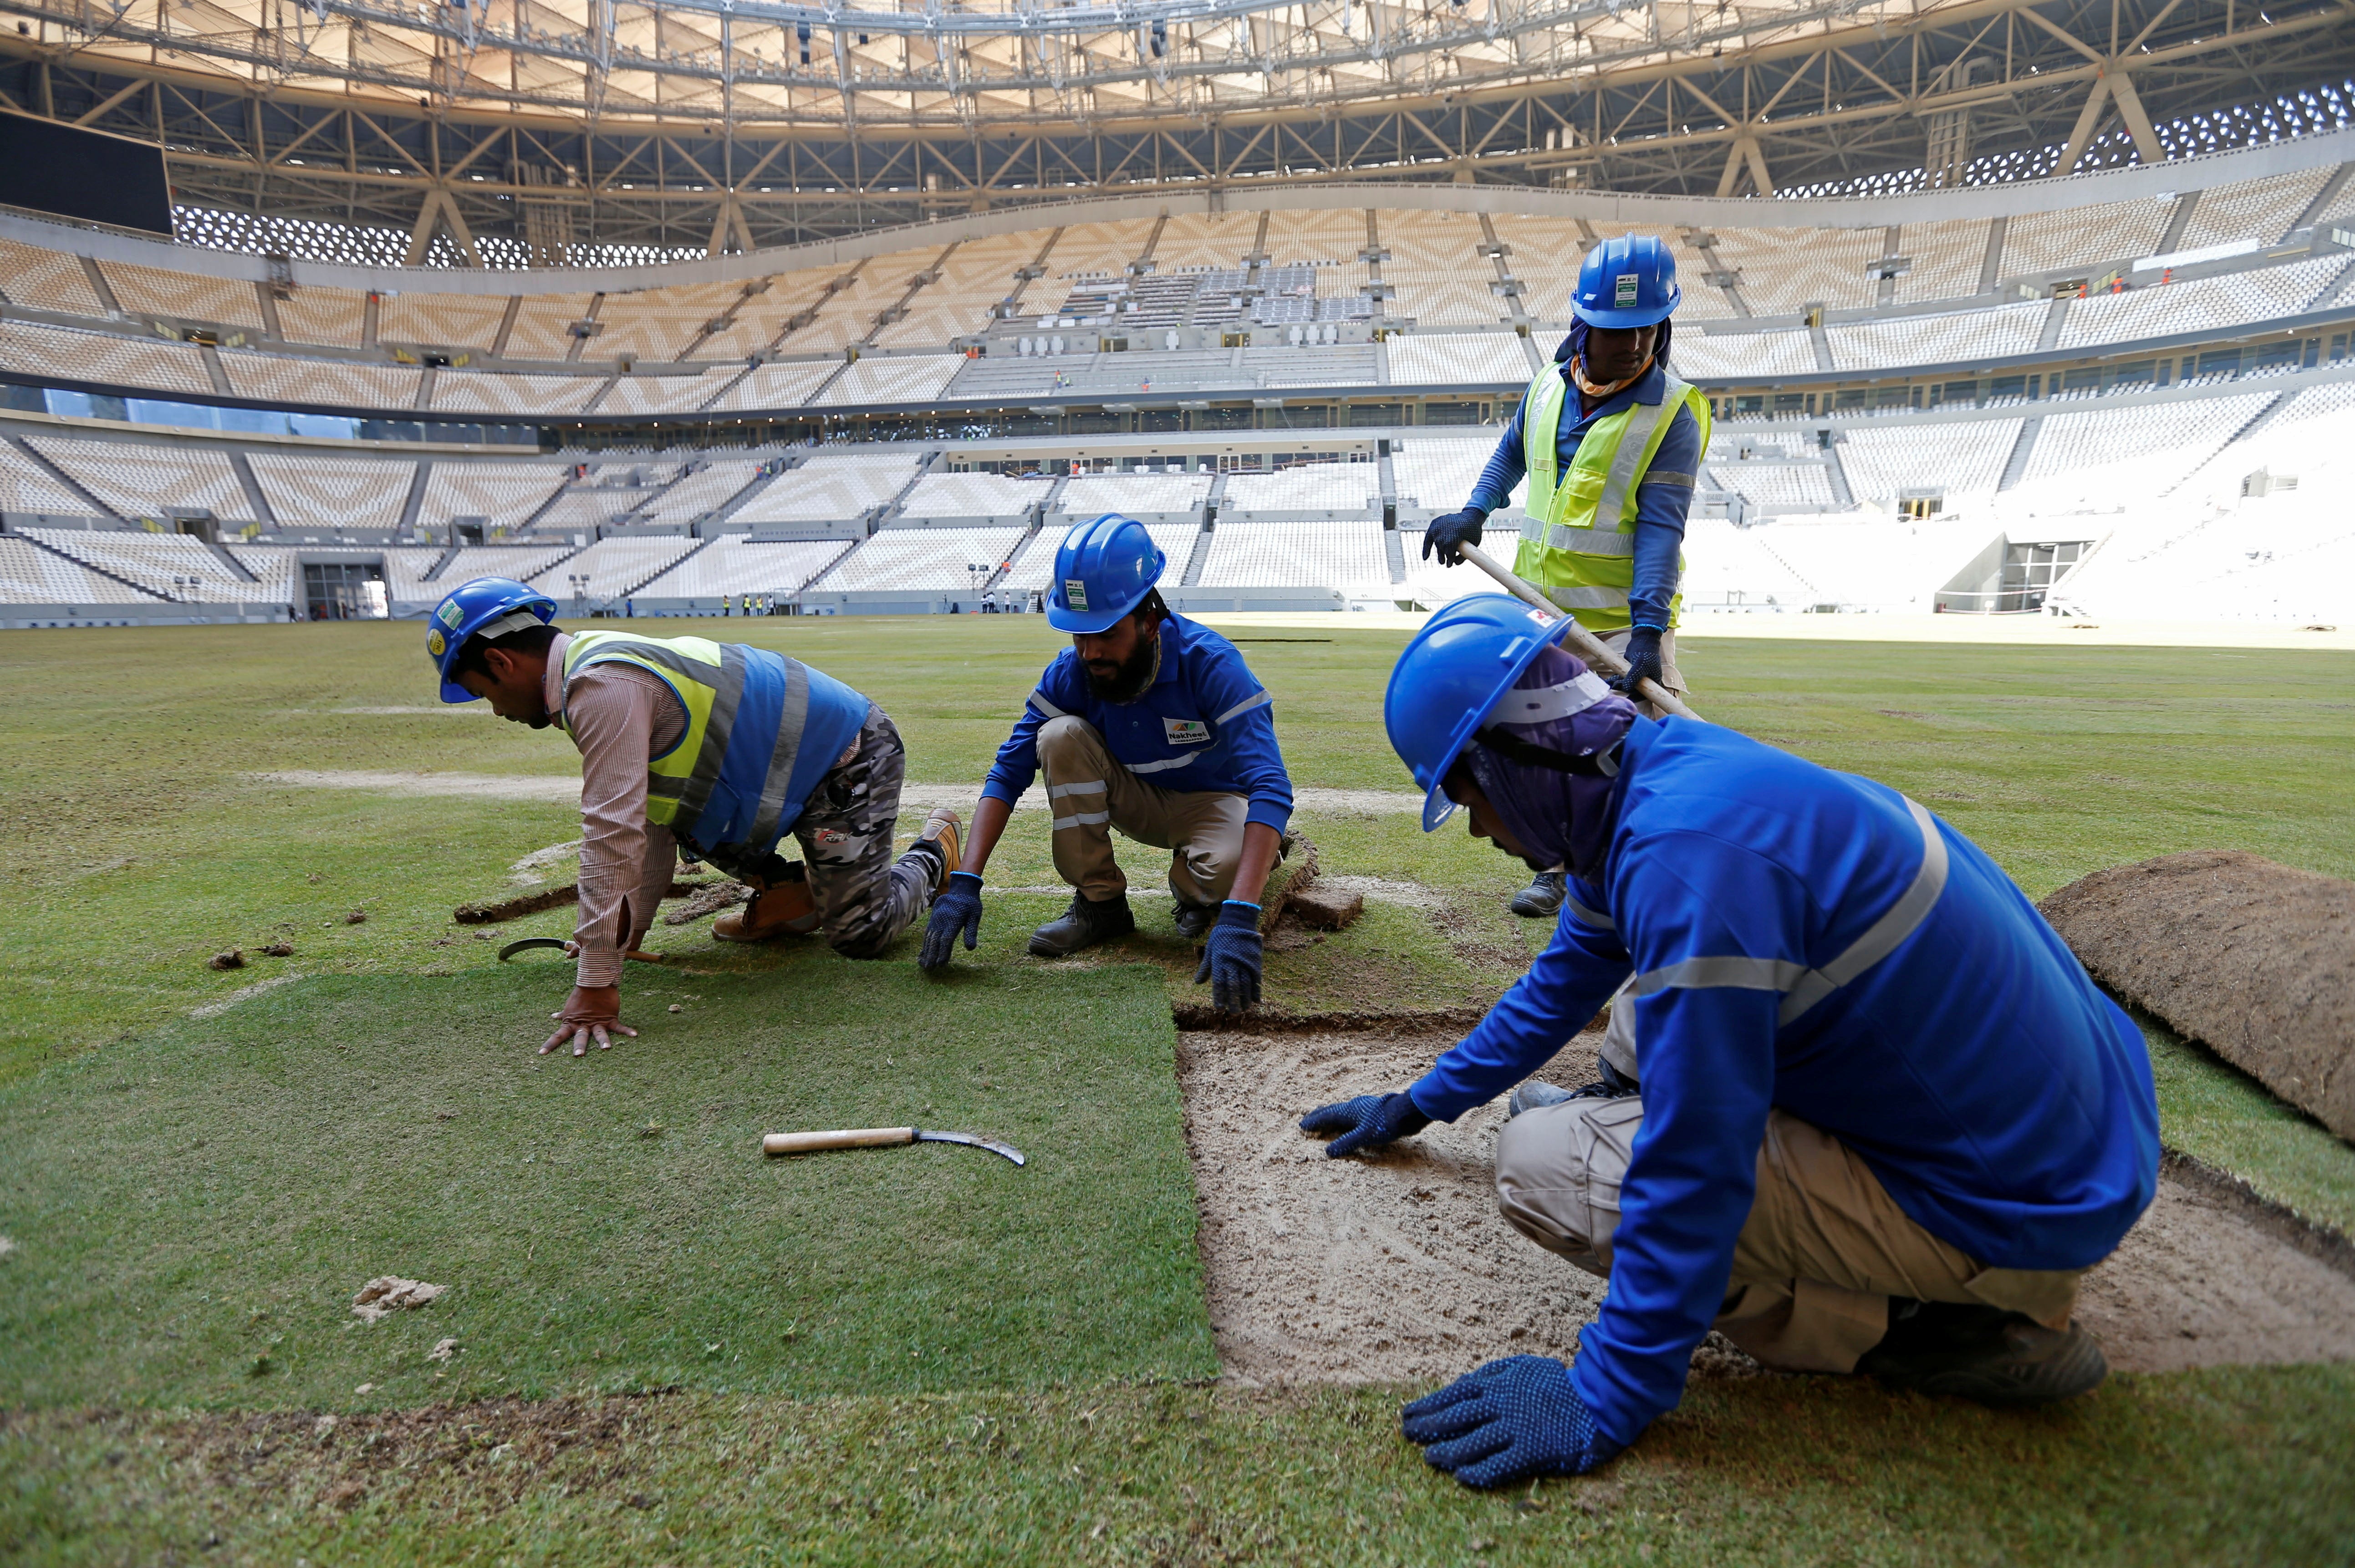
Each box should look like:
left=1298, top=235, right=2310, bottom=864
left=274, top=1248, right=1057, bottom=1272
left=688, top=704, right=941, bottom=959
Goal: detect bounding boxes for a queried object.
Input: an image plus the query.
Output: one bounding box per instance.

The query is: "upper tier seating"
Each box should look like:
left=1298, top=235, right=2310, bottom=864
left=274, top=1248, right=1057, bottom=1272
left=1148, top=212, right=1259, bottom=272
left=1671, top=330, right=1821, bottom=380
left=897, top=471, right=1051, bottom=522
left=23, top=526, right=280, bottom=601
left=1042, top=219, right=1160, bottom=282
left=100, top=260, right=265, bottom=330
left=594, top=280, right=748, bottom=362
left=0, top=535, right=157, bottom=603
left=2060, top=257, right=2345, bottom=350
left=1388, top=333, right=1530, bottom=387
left=636, top=537, right=856, bottom=598
left=593, top=368, right=741, bottom=417
left=0, top=238, right=106, bottom=316
left=247, top=453, right=416, bottom=531
left=729, top=450, right=926, bottom=526
left=0, top=321, right=214, bottom=398
left=770, top=265, right=883, bottom=358
left=1382, top=211, right=1510, bottom=328
left=433, top=543, right=580, bottom=591
left=2174, top=168, right=2337, bottom=252
left=872, top=235, right=1037, bottom=350
left=1826, top=303, right=2048, bottom=369
left=2003, top=198, right=2175, bottom=278
left=529, top=535, right=701, bottom=599
left=636, top=462, right=770, bottom=527
left=1219, top=461, right=1381, bottom=519
left=217, top=352, right=426, bottom=411
left=705, top=360, right=843, bottom=412
left=1390, top=435, right=1499, bottom=516
left=816, top=355, right=963, bottom=408
left=378, top=292, right=508, bottom=352
left=1838, top=420, right=2023, bottom=501
left=27, top=435, right=254, bottom=520
left=1051, top=470, right=1212, bottom=519
left=273, top=286, right=370, bottom=349
left=431, top=368, right=607, bottom=417
left=503, top=292, right=598, bottom=361
left=1705, top=226, right=1887, bottom=317
left=415, top=460, right=571, bottom=531
left=813, top=525, right=1029, bottom=593
left=0, top=439, right=107, bottom=514
left=1196, top=520, right=1389, bottom=590
left=535, top=483, right=669, bottom=533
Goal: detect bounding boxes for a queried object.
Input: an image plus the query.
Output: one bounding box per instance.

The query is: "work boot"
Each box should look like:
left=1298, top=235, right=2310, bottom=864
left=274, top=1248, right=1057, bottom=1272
left=1029, top=892, right=1136, bottom=957
left=1856, top=1299, right=2108, bottom=1406
left=913, top=806, right=963, bottom=894
left=713, top=864, right=819, bottom=942
left=1511, top=870, right=1567, bottom=919
left=1172, top=899, right=1216, bottom=941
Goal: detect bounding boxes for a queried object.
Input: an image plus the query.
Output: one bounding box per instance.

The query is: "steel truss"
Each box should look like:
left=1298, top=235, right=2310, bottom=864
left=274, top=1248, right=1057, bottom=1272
left=0, top=0, right=2346, bottom=260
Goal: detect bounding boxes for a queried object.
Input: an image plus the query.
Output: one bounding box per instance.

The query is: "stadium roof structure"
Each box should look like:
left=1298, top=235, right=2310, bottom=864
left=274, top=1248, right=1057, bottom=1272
left=0, top=0, right=2348, bottom=260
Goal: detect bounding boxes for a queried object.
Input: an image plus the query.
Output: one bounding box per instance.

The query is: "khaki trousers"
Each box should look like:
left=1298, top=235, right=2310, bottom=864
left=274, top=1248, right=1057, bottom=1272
left=1035, top=715, right=1249, bottom=906
left=1494, top=1095, right=2084, bottom=1374
left=1596, top=626, right=1686, bottom=720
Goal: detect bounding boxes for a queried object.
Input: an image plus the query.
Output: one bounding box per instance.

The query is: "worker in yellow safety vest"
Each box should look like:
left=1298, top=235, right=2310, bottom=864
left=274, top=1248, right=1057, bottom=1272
left=1418, top=233, right=1711, bottom=920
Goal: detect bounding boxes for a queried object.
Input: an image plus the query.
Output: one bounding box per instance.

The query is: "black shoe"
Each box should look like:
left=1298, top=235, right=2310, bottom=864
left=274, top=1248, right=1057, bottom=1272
left=1510, top=871, right=1566, bottom=918
left=1029, top=893, right=1137, bottom=957
left=1857, top=1299, right=2108, bottom=1406
left=1172, top=899, right=1216, bottom=941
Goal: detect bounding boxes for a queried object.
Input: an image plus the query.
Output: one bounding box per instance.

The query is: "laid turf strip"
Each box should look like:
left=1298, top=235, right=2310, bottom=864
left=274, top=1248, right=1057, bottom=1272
left=0, top=962, right=1216, bottom=1409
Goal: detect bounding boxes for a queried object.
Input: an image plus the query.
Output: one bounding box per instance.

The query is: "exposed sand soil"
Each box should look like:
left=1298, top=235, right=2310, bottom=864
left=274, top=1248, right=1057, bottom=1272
left=1178, top=1029, right=2355, bottom=1386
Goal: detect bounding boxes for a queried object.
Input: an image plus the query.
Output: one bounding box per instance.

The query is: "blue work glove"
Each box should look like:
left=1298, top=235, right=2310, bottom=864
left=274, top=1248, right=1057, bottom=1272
left=1192, top=899, right=1264, bottom=1013
left=1401, top=1355, right=1622, bottom=1489
left=1298, top=1091, right=1431, bottom=1158
left=1420, top=508, right=1488, bottom=565
left=918, top=871, right=984, bottom=972
left=1612, top=625, right=1666, bottom=707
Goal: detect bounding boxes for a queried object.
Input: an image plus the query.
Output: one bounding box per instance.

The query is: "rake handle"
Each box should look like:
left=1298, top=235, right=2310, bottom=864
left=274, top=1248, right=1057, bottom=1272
left=1454, top=542, right=1702, bottom=722
left=762, top=1126, right=918, bottom=1156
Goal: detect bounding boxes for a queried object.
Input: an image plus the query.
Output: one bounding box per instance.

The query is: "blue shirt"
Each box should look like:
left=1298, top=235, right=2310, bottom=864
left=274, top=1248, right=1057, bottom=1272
left=1409, top=718, right=2160, bottom=1449
left=981, top=614, right=1295, bottom=834
left=1464, top=361, right=1702, bottom=631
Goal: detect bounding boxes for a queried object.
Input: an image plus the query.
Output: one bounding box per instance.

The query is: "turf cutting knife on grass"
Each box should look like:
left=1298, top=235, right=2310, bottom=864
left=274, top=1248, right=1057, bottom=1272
left=1453, top=541, right=1703, bottom=721
left=762, top=1126, right=1027, bottom=1166
left=497, top=937, right=664, bottom=963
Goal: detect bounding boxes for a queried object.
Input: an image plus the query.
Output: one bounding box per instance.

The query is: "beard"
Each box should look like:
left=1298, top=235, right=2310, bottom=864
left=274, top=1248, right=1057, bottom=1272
left=1082, top=629, right=1162, bottom=704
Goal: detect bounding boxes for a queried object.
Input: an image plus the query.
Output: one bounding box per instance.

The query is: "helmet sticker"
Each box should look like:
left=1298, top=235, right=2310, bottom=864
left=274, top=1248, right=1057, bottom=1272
left=1064, top=578, right=1090, bottom=611
left=1614, top=273, right=1640, bottom=308
left=426, top=629, right=447, bottom=657
left=437, top=600, right=465, bottom=628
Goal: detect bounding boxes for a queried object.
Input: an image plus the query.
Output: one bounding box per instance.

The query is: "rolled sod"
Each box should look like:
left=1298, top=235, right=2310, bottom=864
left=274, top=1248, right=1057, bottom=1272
left=0, top=961, right=1215, bottom=1410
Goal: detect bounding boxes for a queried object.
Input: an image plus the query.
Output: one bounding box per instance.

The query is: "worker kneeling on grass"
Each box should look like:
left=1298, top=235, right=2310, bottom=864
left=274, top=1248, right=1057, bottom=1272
left=918, top=515, right=1295, bottom=1013
left=428, top=577, right=962, bottom=1055
left=1303, top=594, right=2160, bottom=1488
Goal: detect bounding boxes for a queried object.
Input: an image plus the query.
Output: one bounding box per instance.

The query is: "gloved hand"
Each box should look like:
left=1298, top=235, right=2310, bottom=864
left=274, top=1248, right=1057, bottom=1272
left=1193, top=900, right=1264, bottom=1013
left=1298, top=1091, right=1431, bottom=1157
left=918, top=871, right=984, bottom=972
left=1611, top=625, right=1666, bottom=707
left=1400, top=1355, right=1622, bottom=1489
left=1420, top=508, right=1488, bottom=565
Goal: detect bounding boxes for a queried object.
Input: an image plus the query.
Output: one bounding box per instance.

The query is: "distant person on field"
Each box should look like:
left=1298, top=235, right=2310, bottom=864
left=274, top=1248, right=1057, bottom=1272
left=1420, top=233, right=1707, bottom=923
left=916, top=516, right=1295, bottom=1014
left=427, top=577, right=963, bottom=1056
left=1303, top=596, right=2158, bottom=1488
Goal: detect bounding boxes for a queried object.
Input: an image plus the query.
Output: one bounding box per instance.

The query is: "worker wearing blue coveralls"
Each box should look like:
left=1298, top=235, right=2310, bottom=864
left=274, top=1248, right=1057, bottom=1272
left=1302, top=596, right=2160, bottom=1489
left=1423, top=234, right=1703, bottom=921
left=919, top=515, right=1296, bottom=1013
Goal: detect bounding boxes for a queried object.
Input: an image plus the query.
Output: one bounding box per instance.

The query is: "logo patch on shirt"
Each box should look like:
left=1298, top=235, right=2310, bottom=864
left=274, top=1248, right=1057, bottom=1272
left=1164, top=717, right=1212, bottom=746
left=1063, top=579, right=1090, bottom=611
left=1614, top=272, right=1641, bottom=308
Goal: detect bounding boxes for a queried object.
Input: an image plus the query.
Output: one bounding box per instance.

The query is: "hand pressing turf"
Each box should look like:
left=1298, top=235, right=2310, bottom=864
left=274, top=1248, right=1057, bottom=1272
left=1298, top=1091, right=1430, bottom=1156
left=544, top=984, right=639, bottom=1057
left=1401, top=1354, right=1621, bottom=1488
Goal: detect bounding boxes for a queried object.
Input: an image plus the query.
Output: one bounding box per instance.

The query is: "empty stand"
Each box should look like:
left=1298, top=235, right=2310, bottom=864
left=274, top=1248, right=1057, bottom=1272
left=415, top=460, right=570, bottom=532
left=0, top=237, right=106, bottom=316
left=247, top=453, right=416, bottom=531
left=530, top=535, right=699, bottom=599
left=1825, top=304, right=2046, bottom=369
left=0, top=321, right=214, bottom=397
left=2174, top=168, right=2336, bottom=252
left=0, top=536, right=155, bottom=602
left=1197, top=520, right=1389, bottom=589
left=1705, top=226, right=1885, bottom=316
left=435, top=542, right=578, bottom=588
left=1707, top=463, right=1839, bottom=513
left=1388, top=333, right=1529, bottom=386
left=1670, top=331, right=1819, bottom=380
left=0, top=440, right=105, bottom=514
left=817, top=355, right=963, bottom=407
left=1838, top=420, right=2023, bottom=502
left=27, top=436, right=253, bottom=520
left=1052, top=470, right=1212, bottom=520
left=1383, top=211, right=1512, bottom=327
left=774, top=267, right=883, bottom=356
left=1884, top=219, right=1991, bottom=305
left=217, top=352, right=425, bottom=411
left=1000, top=521, right=1201, bottom=593
left=704, top=360, right=842, bottom=412
left=99, top=261, right=264, bottom=330
left=897, top=471, right=1050, bottom=522
left=503, top=292, right=598, bottom=361
left=636, top=461, right=768, bottom=526
left=377, top=291, right=509, bottom=352
left=2018, top=392, right=2274, bottom=497
left=1219, top=461, right=1381, bottom=519
left=534, top=485, right=660, bottom=533
left=379, top=547, right=457, bottom=604
left=729, top=450, right=925, bottom=526
left=2061, top=257, right=2344, bottom=350
left=595, top=280, right=746, bottom=361
left=637, top=537, right=855, bottom=599
left=2002, top=199, right=2172, bottom=278
left=813, top=524, right=1028, bottom=593
left=272, top=286, right=370, bottom=349
left=431, top=369, right=607, bottom=417
left=595, top=369, right=739, bottom=417
left=24, top=526, right=279, bottom=601
left=1390, top=436, right=1499, bottom=516
left=871, top=235, right=1035, bottom=350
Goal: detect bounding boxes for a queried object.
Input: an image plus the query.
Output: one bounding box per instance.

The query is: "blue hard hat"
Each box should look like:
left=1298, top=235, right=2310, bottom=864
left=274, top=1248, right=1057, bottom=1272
left=1384, top=594, right=1578, bottom=831
left=426, top=576, right=558, bottom=703
left=1570, top=234, right=1682, bottom=330
left=1046, top=514, right=1166, bottom=634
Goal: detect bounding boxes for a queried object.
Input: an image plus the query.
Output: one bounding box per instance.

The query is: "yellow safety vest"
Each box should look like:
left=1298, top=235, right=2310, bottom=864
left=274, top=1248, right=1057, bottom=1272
left=1511, top=364, right=1712, bottom=634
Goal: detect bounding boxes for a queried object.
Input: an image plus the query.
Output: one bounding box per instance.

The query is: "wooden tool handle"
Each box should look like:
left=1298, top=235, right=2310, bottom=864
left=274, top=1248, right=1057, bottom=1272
left=762, top=1126, right=917, bottom=1156
left=1455, top=543, right=1703, bottom=722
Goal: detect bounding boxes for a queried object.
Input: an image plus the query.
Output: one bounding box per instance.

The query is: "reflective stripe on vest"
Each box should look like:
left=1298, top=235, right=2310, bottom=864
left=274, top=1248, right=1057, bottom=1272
left=1511, top=364, right=1713, bottom=633
left=561, top=630, right=818, bottom=852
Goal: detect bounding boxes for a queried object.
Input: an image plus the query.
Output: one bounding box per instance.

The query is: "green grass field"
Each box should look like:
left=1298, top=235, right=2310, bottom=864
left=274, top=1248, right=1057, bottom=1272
left=2, top=616, right=2352, bottom=1564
